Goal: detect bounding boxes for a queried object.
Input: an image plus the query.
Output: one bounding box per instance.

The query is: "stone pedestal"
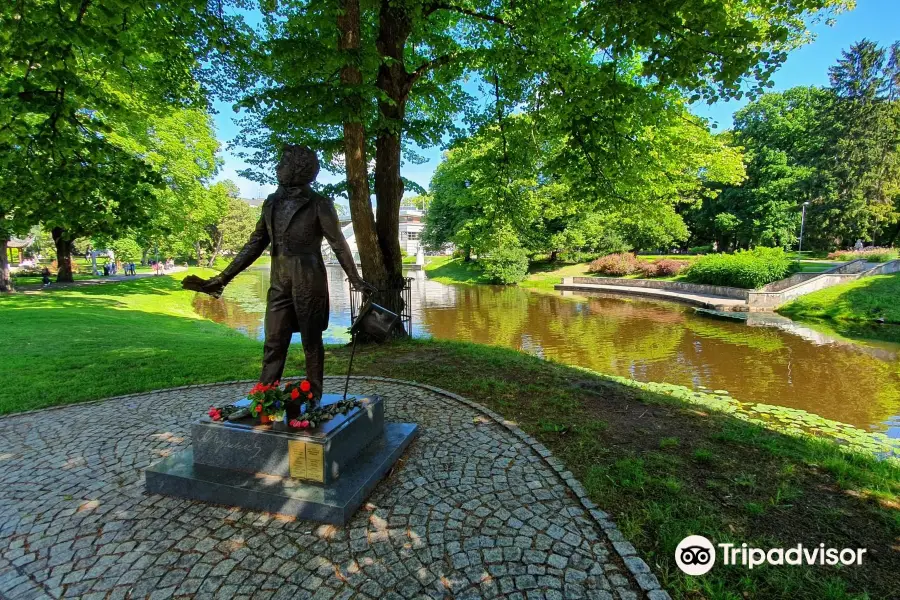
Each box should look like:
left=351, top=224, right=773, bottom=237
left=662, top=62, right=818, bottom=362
left=145, top=394, right=417, bottom=524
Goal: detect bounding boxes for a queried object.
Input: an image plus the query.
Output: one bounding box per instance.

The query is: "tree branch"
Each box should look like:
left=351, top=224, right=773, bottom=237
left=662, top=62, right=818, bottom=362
left=427, top=3, right=509, bottom=27
left=409, top=51, right=466, bottom=83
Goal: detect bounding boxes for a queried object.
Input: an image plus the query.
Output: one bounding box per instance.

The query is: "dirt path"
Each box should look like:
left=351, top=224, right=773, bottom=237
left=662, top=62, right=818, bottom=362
left=16, top=266, right=187, bottom=292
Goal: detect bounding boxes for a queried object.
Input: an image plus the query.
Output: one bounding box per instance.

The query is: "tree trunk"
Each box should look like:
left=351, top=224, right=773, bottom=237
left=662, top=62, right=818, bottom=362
left=887, top=219, right=900, bottom=247
left=549, top=250, right=559, bottom=262
left=372, top=0, right=412, bottom=327
left=207, top=231, right=223, bottom=268
left=194, top=241, right=203, bottom=266
left=52, top=227, right=75, bottom=283
left=141, top=247, right=149, bottom=266
left=0, top=235, right=12, bottom=293
left=338, top=0, right=390, bottom=301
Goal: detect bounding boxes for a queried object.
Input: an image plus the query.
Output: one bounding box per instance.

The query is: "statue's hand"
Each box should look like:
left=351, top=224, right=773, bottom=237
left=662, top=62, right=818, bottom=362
left=352, top=277, right=378, bottom=296
left=183, top=274, right=227, bottom=299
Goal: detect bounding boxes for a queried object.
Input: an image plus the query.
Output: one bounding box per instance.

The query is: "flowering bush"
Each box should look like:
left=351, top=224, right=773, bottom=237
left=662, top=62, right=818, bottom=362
left=590, top=254, right=688, bottom=278
left=652, top=259, right=689, bottom=277
left=637, top=261, right=659, bottom=277
left=588, top=253, right=642, bottom=276
left=827, top=247, right=898, bottom=262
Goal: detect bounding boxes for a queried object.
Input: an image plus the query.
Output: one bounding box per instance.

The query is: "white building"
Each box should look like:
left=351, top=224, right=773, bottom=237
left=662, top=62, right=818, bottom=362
left=322, top=205, right=425, bottom=264
left=398, top=205, right=425, bottom=256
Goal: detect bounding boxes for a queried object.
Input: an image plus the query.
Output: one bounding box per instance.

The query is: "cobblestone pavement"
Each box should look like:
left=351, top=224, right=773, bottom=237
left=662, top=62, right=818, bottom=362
left=0, top=377, right=667, bottom=600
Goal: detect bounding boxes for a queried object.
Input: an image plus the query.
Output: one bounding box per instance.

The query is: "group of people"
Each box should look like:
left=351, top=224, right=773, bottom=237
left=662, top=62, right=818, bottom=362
left=153, top=258, right=174, bottom=275
left=101, top=261, right=136, bottom=276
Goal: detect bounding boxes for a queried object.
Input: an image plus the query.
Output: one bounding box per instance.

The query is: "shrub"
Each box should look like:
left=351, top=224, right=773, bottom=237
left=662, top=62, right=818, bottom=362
left=827, top=247, right=898, bottom=262
left=688, top=245, right=713, bottom=255
left=684, top=247, right=792, bottom=289
left=588, top=253, right=642, bottom=276
left=637, top=261, right=659, bottom=277
left=654, top=259, right=689, bottom=277
left=480, top=246, right=529, bottom=284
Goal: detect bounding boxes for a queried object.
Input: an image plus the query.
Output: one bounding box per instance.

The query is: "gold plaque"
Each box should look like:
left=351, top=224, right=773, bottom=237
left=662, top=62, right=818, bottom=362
left=305, top=444, right=325, bottom=482
left=288, top=440, right=307, bottom=479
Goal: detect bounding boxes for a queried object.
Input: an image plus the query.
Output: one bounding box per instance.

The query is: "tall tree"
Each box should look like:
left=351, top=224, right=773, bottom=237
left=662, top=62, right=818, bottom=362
left=704, top=40, right=900, bottom=251
left=0, top=0, right=233, bottom=281
left=205, top=181, right=260, bottom=267
left=827, top=39, right=900, bottom=246
left=426, top=108, right=743, bottom=259
left=693, top=87, right=834, bottom=249
left=226, top=0, right=847, bottom=324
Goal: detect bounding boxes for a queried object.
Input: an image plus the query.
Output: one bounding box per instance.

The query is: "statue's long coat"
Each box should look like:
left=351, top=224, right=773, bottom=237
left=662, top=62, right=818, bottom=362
left=219, top=184, right=359, bottom=337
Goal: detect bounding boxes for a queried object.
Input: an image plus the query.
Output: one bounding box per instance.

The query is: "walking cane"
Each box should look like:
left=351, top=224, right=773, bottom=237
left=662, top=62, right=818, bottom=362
left=343, top=287, right=370, bottom=401
left=343, top=332, right=360, bottom=401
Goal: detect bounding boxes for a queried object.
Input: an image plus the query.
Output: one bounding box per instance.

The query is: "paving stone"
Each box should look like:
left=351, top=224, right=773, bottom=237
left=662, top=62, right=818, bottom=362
left=0, top=378, right=651, bottom=599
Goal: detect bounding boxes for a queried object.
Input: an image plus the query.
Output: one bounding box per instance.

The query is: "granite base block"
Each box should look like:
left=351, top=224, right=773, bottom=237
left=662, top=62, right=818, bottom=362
left=193, top=394, right=384, bottom=484
left=145, top=423, right=418, bottom=524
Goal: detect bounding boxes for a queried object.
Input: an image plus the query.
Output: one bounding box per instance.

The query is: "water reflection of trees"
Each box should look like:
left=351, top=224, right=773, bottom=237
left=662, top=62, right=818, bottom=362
left=194, top=267, right=900, bottom=433
left=420, top=287, right=900, bottom=432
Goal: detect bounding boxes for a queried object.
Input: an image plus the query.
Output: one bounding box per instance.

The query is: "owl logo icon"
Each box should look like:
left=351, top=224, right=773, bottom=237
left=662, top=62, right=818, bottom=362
left=675, top=536, right=716, bottom=575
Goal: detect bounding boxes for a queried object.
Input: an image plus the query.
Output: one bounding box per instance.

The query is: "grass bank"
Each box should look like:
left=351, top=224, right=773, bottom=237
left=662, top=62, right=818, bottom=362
left=779, top=273, right=900, bottom=325
left=425, top=256, right=837, bottom=292
left=1, top=277, right=898, bottom=598
left=0, top=270, right=295, bottom=413
left=424, top=257, right=601, bottom=291
left=327, top=340, right=899, bottom=600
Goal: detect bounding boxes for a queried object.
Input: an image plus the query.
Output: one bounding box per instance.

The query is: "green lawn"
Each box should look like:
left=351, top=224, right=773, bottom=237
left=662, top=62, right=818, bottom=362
left=0, top=270, right=288, bottom=412
left=778, top=273, right=900, bottom=324
left=333, top=341, right=899, bottom=600
left=2, top=276, right=898, bottom=598
left=422, top=256, right=488, bottom=284
left=424, top=257, right=602, bottom=290
left=793, top=260, right=842, bottom=273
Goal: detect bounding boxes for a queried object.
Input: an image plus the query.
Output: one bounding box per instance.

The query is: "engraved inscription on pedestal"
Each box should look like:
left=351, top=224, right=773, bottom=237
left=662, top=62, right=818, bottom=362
left=288, top=440, right=326, bottom=482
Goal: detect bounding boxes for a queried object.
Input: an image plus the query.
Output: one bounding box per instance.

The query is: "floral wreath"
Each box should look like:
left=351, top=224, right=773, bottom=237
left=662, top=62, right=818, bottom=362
left=207, top=379, right=364, bottom=430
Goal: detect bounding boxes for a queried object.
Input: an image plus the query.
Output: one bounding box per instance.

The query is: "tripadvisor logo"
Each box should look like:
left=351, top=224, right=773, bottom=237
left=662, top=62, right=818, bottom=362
left=675, top=536, right=866, bottom=575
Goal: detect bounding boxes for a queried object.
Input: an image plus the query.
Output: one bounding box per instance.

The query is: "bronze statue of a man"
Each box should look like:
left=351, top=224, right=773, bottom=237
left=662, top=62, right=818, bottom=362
left=186, top=145, right=374, bottom=399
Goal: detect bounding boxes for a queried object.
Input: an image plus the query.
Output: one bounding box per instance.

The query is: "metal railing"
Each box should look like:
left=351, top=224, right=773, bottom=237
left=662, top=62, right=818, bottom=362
left=348, top=277, right=413, bottom=336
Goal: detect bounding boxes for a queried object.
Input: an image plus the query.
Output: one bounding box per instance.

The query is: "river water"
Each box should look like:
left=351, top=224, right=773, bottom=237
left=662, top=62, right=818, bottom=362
left=192, top=265, right=900, bottom=437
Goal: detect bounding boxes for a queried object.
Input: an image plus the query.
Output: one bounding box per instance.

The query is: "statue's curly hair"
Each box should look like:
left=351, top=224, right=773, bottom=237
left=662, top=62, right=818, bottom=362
left=278, top=145, right=320, bottom=186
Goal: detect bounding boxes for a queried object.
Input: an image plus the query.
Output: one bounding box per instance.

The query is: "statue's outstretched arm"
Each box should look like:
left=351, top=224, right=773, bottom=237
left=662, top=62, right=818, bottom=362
left=318, top=197, right=374, bottom=292
left=183, top=203, right=270, bottom=298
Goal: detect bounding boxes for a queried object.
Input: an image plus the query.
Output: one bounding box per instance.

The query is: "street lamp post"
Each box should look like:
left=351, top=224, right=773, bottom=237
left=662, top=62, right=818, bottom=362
left=799, top=201, right=810, bottom=255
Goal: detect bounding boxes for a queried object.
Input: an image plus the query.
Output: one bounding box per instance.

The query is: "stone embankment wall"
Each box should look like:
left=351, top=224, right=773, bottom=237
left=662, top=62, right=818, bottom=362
left=569, top=277, right=748, bottom=300
left=747, top=259, right=892, bottom=309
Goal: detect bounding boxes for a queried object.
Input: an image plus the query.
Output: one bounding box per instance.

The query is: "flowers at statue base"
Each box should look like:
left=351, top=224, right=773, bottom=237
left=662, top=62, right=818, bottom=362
left=287, top=399, right=365, bottom=430
left=247, top=380, right=291, bottom=422
left=206, top=379, right=367, bottom=430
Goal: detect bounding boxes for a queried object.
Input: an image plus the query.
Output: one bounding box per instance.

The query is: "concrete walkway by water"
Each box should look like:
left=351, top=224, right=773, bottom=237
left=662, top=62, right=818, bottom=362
left=556, top=281, right=748, bottom=312
left=0, top=377, right=667, bottom=600
left=16, top=267, right=187, bottom=293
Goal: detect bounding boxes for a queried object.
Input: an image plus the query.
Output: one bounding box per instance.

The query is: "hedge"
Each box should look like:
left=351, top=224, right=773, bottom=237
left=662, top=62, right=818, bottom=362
left=683, top=248, right=792, bottom=289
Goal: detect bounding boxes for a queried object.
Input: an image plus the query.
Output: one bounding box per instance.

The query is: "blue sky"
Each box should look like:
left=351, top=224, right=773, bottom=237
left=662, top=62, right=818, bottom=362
left=213, top=0, right=899, bottom=204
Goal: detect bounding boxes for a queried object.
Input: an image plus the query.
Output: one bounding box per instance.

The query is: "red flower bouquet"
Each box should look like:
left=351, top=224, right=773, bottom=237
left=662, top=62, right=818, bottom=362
left=239, top=379, right=363, bottom=431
